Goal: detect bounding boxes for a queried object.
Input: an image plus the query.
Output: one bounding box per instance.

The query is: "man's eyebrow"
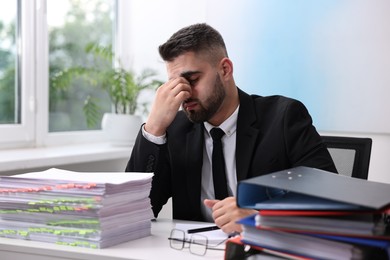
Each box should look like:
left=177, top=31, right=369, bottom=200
left=180, top=71, right=201, bottom=79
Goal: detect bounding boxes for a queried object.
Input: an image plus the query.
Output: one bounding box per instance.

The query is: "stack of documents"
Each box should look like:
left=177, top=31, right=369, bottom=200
left=235, top=167, right=390, bottom=260
left=0, top=168, right=154, bottom=248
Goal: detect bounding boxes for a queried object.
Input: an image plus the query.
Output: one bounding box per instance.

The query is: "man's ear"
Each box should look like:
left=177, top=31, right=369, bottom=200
left=219, top=57, right=233, bottom=78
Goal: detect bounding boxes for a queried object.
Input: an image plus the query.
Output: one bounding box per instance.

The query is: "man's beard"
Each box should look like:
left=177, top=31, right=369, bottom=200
left=183, top=75, right=226, bottom=123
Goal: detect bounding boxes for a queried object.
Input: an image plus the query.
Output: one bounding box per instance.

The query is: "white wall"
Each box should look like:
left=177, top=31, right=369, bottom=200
left=121, top=0, right=390, bottom=184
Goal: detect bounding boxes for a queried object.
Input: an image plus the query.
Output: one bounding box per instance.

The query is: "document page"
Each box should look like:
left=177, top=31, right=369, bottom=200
left=12, top=168, right=153, bottom=184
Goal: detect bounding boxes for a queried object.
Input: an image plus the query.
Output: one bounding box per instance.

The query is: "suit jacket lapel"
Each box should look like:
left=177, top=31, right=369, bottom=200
left=236, top=89, right=260, bottom=181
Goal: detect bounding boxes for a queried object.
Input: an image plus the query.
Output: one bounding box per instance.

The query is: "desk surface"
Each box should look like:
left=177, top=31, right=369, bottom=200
left=0, top=219, right=224, bottom=260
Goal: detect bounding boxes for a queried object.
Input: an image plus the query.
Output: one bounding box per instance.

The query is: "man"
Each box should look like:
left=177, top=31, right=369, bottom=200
left=126, top=23, right=337, bottom=234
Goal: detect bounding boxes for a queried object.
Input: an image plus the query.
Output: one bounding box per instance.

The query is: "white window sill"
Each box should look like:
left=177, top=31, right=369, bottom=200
left=0, top=143, right=131, bottom=173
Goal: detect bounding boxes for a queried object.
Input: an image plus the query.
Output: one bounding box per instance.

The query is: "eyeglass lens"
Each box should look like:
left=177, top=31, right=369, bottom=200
left=170, top=229, right=185, bottom=250
left=169, top=229, right=208, bottom=256
left=190, top=234, right=208, bottom=256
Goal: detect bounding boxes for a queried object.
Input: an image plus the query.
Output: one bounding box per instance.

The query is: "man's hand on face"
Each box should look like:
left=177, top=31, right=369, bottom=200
left=204, top=197, right=257, bottom=234
left=145, top=77, right=192, bottom=136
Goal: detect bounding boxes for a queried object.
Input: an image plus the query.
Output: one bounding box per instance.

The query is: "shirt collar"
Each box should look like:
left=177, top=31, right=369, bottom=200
left=204, top=105, right=239, bottom=137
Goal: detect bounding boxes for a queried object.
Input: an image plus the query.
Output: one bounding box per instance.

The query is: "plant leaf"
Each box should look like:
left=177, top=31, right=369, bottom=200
left=83, top=95, right=101, bottom=128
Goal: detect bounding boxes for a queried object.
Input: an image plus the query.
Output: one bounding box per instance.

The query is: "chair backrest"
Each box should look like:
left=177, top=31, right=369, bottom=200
left=321, top=136, right=372, bottom=180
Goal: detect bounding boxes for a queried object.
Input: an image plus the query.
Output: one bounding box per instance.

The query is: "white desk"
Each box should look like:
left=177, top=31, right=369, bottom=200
left=0, top=219, right=224, bottom=260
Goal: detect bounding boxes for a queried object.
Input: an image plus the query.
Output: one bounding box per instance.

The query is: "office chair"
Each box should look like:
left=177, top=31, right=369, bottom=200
left=321, top=136, right=372, bottom=180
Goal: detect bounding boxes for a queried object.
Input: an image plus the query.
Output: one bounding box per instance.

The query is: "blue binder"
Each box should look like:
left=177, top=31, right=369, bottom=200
left=237, top=166, right=390, bottom=211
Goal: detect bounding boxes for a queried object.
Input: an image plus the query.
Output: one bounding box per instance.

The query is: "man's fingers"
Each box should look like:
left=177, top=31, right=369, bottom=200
left=204, top=199, right=219, bottom=209
left=145, top=78, right=192, bottom=136
left=157, top=78, right=191, bottom=104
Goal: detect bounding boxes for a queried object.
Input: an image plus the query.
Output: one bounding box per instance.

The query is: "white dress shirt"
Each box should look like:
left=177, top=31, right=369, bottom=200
left=141, top=106, right=239, bottom=222
left=201, top=107, right=238, bottom=221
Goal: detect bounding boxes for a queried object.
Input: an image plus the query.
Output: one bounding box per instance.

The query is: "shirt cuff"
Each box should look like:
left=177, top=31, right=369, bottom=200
left=141, top=125, right=167, bottom=145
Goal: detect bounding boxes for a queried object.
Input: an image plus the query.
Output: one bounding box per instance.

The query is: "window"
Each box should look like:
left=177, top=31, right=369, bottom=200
left=0, top=0, right=118, bottom=149
left=0, top=1, right=18, bottom=125
left=0, top=0, right=35, bottom=148
left=48, top=0, right=114, bottom=132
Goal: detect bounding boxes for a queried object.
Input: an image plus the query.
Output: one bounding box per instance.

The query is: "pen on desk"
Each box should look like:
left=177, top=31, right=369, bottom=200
left=228, top=231, right=240, bottom=238
left=187, top=225, right=220, bottom=234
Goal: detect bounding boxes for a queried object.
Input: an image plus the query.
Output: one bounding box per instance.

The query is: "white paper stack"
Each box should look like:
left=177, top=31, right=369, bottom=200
left=0, top=168, right=154, bottom=248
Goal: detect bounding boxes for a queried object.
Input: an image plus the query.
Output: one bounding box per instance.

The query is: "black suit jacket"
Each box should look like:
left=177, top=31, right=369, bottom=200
left=126, top=88, right=337, bottom=221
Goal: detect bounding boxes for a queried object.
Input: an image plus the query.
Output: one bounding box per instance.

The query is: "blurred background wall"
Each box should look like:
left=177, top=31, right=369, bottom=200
left=118, top=0, right=390, bottom=183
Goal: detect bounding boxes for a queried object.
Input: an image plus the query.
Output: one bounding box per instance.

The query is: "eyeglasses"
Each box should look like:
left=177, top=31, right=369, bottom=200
left=168, top=228, right=226, bottom=256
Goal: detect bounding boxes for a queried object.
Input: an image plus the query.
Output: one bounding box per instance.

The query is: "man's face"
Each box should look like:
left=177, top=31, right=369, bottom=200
left=166, top=52, right=226, bottom=123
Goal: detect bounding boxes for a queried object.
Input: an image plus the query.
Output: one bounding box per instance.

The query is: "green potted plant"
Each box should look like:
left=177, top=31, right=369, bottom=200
left=51, top=43, right=162, bottom=145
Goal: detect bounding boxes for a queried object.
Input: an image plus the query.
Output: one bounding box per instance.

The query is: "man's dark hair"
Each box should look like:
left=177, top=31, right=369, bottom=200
left=159, top=23, right=228, bottom=63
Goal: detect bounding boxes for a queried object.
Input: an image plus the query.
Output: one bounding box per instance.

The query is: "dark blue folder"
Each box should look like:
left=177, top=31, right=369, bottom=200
left=237, top=166, right=390, bottom=211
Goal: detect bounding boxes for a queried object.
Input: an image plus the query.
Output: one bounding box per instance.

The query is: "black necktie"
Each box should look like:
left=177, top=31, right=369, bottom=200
left=210, top=128, right=229, bottom=200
